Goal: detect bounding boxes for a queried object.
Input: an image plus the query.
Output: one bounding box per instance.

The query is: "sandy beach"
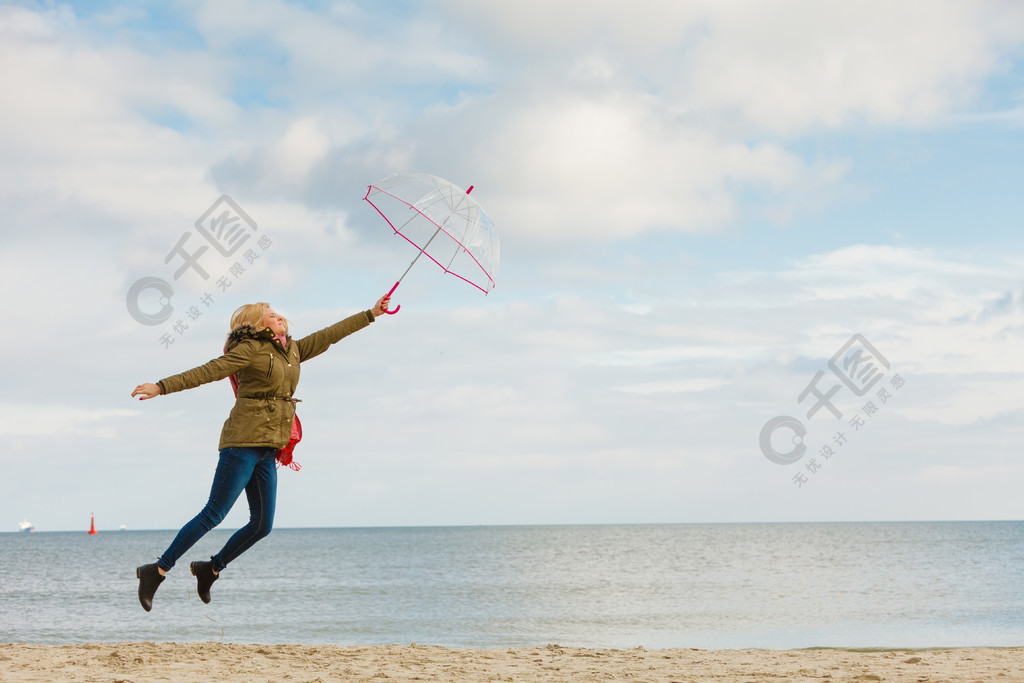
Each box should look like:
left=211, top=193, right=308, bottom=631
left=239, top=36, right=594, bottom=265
left=0, top=643, right=1021, bottom=682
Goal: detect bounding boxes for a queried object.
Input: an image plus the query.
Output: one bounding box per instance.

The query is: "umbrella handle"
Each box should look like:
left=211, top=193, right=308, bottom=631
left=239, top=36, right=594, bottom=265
left=383, top=281, right=401, bottom=315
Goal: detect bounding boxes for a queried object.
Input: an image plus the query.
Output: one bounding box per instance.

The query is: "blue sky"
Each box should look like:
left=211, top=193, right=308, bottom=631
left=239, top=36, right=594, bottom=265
left=2, top=0, right=1024, bottom=532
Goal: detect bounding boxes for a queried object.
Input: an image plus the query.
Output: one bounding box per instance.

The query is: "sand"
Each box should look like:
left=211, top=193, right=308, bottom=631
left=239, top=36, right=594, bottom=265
left=1, top=643, right=1022, bottom=682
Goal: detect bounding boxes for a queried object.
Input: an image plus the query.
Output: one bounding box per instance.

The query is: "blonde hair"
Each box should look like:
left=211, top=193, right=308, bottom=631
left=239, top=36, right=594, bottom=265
left=229, top=302, right=289, bottom=335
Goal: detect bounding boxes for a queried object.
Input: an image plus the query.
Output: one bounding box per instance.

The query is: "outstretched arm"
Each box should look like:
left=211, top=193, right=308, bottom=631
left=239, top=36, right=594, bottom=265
left=131, top=339, right=258, bottom=400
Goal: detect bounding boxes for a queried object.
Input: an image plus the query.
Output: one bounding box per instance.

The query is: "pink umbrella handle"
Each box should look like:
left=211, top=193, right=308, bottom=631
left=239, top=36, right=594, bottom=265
left=384, top=281, right=401, bottom=314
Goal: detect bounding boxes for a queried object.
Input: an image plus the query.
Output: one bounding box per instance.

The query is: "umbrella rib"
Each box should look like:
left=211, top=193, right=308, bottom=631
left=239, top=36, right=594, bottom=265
left=364, top=181, right=497, bottom=292
left=395, top=211, right=420, bottom=234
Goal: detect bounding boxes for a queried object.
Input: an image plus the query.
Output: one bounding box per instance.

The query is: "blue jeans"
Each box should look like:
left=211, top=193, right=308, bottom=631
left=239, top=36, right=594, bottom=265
left=157, top=446, right=278, bottom=572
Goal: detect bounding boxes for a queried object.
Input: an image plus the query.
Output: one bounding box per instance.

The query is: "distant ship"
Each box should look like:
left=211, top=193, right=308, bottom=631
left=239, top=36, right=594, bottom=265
left=18, top=519, right=34, bottom=533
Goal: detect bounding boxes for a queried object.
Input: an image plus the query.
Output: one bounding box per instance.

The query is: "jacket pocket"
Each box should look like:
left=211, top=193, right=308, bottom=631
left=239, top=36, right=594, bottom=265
left=220, top=397, right=288, bottom=447
left=266, top=353, right=275, bottom=380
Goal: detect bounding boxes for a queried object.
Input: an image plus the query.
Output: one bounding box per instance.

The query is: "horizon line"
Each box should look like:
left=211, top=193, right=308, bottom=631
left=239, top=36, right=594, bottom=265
left=6, top=518, right=1023, bottom=534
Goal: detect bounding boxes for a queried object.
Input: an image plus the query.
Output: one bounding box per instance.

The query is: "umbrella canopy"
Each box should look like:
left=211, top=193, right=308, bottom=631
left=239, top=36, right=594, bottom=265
left=364, top=174, right=500, bottom=309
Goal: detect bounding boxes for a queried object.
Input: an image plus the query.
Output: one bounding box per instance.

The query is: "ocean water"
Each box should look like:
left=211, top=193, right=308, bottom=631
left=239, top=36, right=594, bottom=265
left=0, top=522, right=1022, bottom=649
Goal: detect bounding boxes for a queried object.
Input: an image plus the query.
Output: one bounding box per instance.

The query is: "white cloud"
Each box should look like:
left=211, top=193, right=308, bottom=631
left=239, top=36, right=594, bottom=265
left=444, top=0, right=1024, bottom=132
left=446, top=91, right=844, bottom=243
left=204, top=0, right=1024, bottom=248
left=897, top=377, right=1024, bottom=426
left=295, top=85, right=849, bottom=247
left=914, top=464, right=1022, bottom=486
left=281, top=117, right=331, bottom=172
left=188, top=0, right=489, bottom=90
left=615, top=378, right=731, bottom=394
left=581, top=344, right=763, bottom=368
left=0, top=5, right=238, bottom=233
left=0, top=404, right=138, bottom=439
left=679, top=1, right=1023, bottom=131
left=182, top=0, right=1024, bottom=250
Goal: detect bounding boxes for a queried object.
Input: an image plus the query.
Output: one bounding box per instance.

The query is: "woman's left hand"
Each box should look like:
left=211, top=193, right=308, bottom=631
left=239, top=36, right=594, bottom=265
left=371, top=295, right=391, bottom=318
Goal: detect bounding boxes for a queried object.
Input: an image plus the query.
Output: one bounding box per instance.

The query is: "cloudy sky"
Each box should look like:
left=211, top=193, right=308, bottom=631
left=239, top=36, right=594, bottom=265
left=2, top=0, right=1024, bottom=532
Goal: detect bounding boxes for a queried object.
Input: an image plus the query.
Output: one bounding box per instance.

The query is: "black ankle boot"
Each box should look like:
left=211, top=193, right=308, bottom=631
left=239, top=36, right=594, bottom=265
left=136, top=563, right=165, bottom=612
left=190, top=560, right=219, bottom=604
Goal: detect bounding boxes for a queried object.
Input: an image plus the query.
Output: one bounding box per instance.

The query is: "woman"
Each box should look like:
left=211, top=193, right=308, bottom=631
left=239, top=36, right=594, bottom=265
left=131, top=295, right=390, bottom=612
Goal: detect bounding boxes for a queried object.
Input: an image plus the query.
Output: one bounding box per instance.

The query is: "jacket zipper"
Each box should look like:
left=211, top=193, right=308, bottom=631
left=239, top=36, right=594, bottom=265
left=266, top=353, right=275, bottom=379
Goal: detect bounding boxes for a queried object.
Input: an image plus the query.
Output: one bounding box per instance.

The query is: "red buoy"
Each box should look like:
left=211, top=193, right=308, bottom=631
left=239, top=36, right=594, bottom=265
left=88, top=513, right=98, bottom=535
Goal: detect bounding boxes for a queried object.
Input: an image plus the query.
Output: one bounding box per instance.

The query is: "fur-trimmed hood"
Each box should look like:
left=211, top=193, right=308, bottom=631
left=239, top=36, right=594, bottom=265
left=224, top=324, right=290, bottom=353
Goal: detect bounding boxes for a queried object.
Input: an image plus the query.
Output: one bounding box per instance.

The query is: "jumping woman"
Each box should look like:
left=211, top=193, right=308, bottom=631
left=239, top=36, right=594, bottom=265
left=130, top=295, right=390, bottom=611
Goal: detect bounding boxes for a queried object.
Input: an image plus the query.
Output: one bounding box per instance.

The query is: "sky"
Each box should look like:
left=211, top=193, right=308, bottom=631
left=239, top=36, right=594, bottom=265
left=2, top=0, right=1024, bottom=532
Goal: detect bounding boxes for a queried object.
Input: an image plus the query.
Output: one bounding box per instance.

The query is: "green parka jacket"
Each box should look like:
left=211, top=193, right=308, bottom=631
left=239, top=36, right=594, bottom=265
left=156, top=310, right=374, bottom=450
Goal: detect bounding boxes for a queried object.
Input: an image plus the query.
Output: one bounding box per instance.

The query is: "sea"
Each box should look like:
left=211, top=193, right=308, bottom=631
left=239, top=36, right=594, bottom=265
left=0, top=522, right=1022, bottom=649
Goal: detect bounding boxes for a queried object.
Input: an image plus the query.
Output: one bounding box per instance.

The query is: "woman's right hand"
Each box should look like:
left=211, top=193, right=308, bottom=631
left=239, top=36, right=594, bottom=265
left=371, top=295, right=392, bottom=318
left=132, top=383, right=161, bottom=401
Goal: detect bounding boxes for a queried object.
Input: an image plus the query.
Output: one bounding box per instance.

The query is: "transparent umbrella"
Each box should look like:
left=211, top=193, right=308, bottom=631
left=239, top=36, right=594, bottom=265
left=363, top=173, right=500, bottom=313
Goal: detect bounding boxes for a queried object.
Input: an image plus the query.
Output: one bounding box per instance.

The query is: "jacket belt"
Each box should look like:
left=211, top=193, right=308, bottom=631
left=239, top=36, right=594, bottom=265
left=241, top=396, right=302, bottom=405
